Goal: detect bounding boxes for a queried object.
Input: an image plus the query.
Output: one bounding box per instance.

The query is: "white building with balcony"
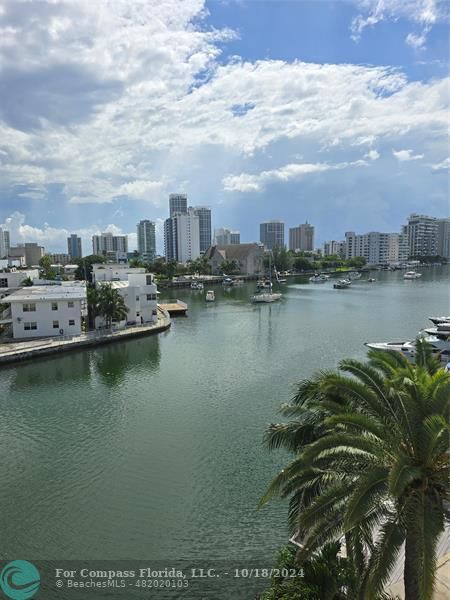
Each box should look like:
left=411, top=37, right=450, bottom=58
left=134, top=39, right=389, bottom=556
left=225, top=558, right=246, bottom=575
left=5, top=284, right=87, bottom=339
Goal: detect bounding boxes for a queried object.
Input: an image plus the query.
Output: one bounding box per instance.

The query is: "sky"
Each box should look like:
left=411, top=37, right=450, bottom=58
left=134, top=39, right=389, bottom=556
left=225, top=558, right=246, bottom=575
left=0, top=0, right=449, bottom=255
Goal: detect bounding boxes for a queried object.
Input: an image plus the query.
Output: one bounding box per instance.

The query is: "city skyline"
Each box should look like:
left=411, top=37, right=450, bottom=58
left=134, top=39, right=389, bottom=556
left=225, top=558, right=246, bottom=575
left=0, top=1, right=448, bottom=254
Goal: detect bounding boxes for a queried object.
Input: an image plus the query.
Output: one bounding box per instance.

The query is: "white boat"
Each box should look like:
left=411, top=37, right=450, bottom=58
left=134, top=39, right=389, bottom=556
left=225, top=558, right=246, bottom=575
left=366, top=335, right=450, bottom=362
left=205, top=290, right=215, bottom=302
left=429, top=316, right=450, bottom=326
left=190, top=281, right=204, bottom=290
left=309, top=273, right=329, bottom=283
left=403, top=271, right=422, bottom=279
left=256, top=279, right=272, bottom=290
left=222, top=277, right=233, bottom=286
left=333, top=279, right=352, bottom=289
left=251, top=292, right=282, bottom=303
left=348, top=271, right=362, bottom=280
left=367, top=278, right=376, bottom=282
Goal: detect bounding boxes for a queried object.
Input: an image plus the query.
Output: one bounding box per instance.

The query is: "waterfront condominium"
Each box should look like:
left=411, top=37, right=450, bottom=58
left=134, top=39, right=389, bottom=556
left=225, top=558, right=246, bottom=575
left=165, top=208, right=200, bottom=262
left=0, top=228, right=10, bottom=259
left=193, top=206, right=212, bottom=254
left=289, top=223, right=315, bottom=252
left=67, top=234, right=82, bottom=260
left=260, top=220, right=285, bottom=250
left=137, top=220, right=156, bottom=262
left=437, top=218, right=450, bottom=259
left=345, top=230, right=409, bottom=265
left=405, top=214, right=438, bottom=257
left=92, top=232, right=128, bottom=261
left=214, top=228, right=240, bottom=245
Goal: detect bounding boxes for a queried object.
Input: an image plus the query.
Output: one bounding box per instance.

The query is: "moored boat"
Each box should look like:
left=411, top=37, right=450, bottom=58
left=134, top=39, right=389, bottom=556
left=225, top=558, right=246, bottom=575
left=333, top=279, right=352, bottom=289
left=309, top=273, right=328, bottom=283
left=205, top=290, right=215, bottom=302
left=403, top=271, right=422, bottom=279
left=251, top=292, right=282, bottom=303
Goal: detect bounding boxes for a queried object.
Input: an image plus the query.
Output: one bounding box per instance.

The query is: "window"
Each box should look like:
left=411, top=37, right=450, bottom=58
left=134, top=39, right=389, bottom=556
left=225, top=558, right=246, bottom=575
left=24, top=322, right=37, bottom=331
left=136, top=296, right=140, bottom=301
left=53, top=320, right=59, bottom=329
left=51, top=302, right=58, bottom=311
left=146, top=275, right=152, bottom=284
left=68, top=301, right=74, bottom=308
left=68, top=319, right=75, bottom=326
left=146, top=293, right=156, bottom=301
left=23, top=303, right=36, bottom=312
left=0, top=278, right=7, bottom=288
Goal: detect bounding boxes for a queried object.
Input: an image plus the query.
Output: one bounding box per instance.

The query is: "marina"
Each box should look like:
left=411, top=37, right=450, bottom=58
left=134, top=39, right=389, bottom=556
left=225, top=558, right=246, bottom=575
left=0, top=265, right=448, bottom=598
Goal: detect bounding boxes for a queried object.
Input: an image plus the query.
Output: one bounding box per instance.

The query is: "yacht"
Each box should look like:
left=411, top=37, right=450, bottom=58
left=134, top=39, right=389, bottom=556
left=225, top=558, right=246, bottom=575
left=205, top=290, right=215, bottom=302
left=251, top=291, right=282, bottom=303
left=222, top=277, right=234, bottom=286
left=256, top=280, right=272, bottom=290
left=190, top=281, right=204, bottom=290
left=309, top=273, right=329, bottom=283
left=403, top=271, right=422, bottom=279
left=429, top=316, right=450, bottom=326
left=333, top=279, right=352, bottom=289
left=366, top=335, right=450, bottom=362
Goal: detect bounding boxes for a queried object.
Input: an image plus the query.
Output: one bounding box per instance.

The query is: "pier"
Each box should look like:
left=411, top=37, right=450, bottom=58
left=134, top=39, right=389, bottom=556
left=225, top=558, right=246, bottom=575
left=158, top=300, right=188, bottom=316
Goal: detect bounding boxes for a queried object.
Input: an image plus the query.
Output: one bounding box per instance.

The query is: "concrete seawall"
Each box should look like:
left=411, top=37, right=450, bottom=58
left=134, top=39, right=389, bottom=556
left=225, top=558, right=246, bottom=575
left=0, top=310, right=171, bottom=366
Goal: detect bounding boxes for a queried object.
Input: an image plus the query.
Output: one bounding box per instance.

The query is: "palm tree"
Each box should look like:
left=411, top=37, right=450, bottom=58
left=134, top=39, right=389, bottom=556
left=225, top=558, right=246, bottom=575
left=96, top=283, right=128, bottom=329
left=261, top=344, right=449, bottom=600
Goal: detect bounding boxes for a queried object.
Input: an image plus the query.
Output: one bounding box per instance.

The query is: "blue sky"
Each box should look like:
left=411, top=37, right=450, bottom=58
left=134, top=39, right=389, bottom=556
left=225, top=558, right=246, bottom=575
left=0, top=0, right=448, bottom=254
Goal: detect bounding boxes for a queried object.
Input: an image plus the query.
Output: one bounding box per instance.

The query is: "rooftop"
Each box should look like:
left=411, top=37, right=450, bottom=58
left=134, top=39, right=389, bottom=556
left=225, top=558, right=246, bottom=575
left=6, top=285, right=87, bottom=302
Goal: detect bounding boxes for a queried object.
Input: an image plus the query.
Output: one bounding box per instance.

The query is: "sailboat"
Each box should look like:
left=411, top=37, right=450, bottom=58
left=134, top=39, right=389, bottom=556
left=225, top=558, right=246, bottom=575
left=251, top=253, right=282, bottom=303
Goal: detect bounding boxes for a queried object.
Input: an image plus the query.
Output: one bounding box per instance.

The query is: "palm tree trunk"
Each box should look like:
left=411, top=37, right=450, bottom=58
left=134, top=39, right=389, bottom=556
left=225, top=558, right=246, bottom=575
left=404, top=530, right=421, bottom=600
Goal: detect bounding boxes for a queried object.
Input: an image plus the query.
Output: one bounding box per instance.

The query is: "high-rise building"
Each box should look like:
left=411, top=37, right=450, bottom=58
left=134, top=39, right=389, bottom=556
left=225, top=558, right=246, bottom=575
left=193, top=206, right=211, bottom=253
left=67, top=234, right=82, bottom=260
left=322, top=240, right=346, bottom=258
left=0, top=228, right=10, bottom=259
left=9, top=243, right=45, bottom=266
left=92, top=233, right=128, bottom=260
left=214, top=228, right=240, bottom=245
left=260, top=220, right=284, bottom=250
left=406, top=214, right=438, bottom=257
left=137, top=220, right=156, bottom=261
left=164, top=209, right=200, bottom=262
left=169, top=193, right=188, bottom=217
left=289, top=223, right=315, bottom=252
left=436, top=218, right=450, bottom=259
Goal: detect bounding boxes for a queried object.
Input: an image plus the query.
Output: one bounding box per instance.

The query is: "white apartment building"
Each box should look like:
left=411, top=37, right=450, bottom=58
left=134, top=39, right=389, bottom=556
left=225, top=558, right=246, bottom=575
left=92, top=264, right=158, bottom=328
left=0, top=269, right=39, bottom=300
left=345, top=231, right=408, bottom=265
left=6, top=284, right=87, bottom=339
left=406, top=214, right=438, bottom=257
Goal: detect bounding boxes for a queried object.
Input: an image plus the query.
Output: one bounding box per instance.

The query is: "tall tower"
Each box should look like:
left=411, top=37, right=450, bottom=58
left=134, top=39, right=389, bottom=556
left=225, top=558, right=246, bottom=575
left=260, top=220, right=284, bottom=250
left=193, top=206, right=211, bottom=253
left=137, top=220, right=156, bottom=261
left=169, top=194, right=188, bottom=217
left=67, top=234, right=82, bottom=259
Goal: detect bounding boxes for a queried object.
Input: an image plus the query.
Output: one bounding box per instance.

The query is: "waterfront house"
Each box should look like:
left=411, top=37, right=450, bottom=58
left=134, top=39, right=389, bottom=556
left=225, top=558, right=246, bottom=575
left=203, top=243, right=264, bottom=275
left=5, top=284, right=87, bottom=339
left=93, top=265, right=158, bottom=328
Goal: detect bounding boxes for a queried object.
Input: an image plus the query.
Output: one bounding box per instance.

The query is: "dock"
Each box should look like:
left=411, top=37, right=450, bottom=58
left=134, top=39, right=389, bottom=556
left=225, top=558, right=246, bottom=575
left=158, top=300, right=188, bottom=316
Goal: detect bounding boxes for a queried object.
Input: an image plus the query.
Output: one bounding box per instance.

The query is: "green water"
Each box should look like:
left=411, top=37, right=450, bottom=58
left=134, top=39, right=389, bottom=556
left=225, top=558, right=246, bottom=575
left=0, top=267, right=448, bottom=595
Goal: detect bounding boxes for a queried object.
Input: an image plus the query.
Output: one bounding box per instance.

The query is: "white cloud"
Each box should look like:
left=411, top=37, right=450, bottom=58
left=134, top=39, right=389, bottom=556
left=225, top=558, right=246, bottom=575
left=392, top=149, right=425, bottom=161
left=351, top=0, right=447, bottom=48
left=223, top=160, right=367, bottom=192
left=364, top=149, right=380, bottom=160
left=431, top=157, right=450, bottom=171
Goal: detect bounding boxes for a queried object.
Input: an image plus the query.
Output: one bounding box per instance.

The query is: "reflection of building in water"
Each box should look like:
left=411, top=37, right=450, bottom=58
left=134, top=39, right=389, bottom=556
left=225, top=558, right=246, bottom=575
left=94, top=336, right=161, bottom=387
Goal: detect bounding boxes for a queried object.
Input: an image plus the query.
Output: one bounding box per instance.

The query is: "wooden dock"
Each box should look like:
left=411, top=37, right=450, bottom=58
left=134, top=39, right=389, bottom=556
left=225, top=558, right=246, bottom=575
left=158, top=300, right=188, bottom=316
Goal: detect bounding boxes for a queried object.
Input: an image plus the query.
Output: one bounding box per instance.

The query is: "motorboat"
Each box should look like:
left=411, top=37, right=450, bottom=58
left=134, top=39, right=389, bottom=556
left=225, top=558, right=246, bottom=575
left=251, top=292, right=282, bottom=303
left=423, top=323, right=450, bottom=338
left=348, top=271, right=362, bottom=280
left=367, top=278, right=376, bottom=282
left=222, top=277, right=234, bottom=286
left=429, top=316, right=450, bottom=326
left=190, top=281, right=204, bottom=290
left=403, top=271, right=422, bottom=279
left=256, top=280, right=273, bottom=290
left=205, top=290, right=215, bottom=302
left=333, top=279, right=352, bottom=289
left=309, top=273, right=329, bottom=283
left=365, top=335, right=450, bottom=362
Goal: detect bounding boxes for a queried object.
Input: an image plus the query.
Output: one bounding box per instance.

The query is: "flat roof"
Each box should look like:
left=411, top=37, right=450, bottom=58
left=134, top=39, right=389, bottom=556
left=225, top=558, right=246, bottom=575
left=6, top=285, right=87, bottom=302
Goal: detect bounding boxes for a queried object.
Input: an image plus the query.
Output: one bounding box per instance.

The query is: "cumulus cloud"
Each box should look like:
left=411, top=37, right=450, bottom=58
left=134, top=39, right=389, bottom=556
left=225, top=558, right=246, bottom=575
left=223, top=160, right=367, bottom=192
left=392, top=149, right=425, bottom=161
left=364, top=149, right=380, bottom=160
